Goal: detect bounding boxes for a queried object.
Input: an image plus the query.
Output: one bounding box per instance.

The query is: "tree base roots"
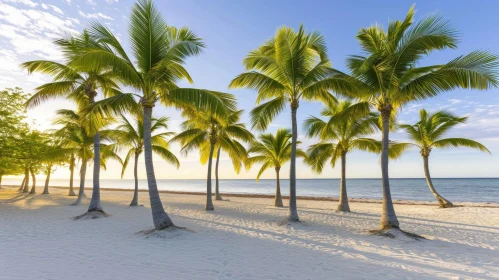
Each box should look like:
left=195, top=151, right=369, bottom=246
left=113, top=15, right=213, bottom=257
left=73, top=210, right=109, bottom=220
left=136, top=225, right=192, bottom=239
left=369, top=228, right=426, bottom=240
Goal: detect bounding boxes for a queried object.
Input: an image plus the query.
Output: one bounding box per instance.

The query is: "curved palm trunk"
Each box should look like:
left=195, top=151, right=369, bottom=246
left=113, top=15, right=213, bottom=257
left=143, top=105, right=173, bottom=229
left=289, top=104, right=299, bottom=221
left=72, top=160, right=87, bottom=206
left=29, top=167, right=36, bottom=194
left=205, top=141, right=215, bottom=211
left=423, top=155, right=453, bottom=208
left=214, top=147, right=222, bottom=201
left=42, top=164, right=52, bottom=194
left=68, top=154, right=76, bottom=196
left=22, top=167, right=30, bottom=193
left=337, top=152, right=350, bottom=212
left=379, top=107, right=399, bottom=229
left=274, top=167, right=283, bottom=207
left=87, top=131, right=103, bottom=212
left=129, top=152, right=140, bottom=206
left=19, top=174, right=26, bottom=191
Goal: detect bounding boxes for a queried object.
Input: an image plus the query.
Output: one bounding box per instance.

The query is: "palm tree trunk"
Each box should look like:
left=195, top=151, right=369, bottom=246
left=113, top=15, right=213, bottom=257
left=289, top=103, right=299, bottom=222
left=68, top=154, right=76, bottom=196
left=129, top=152, right=140, bottom=206
left=214, top=147, right=222, bottom=201
left=379, top=106, right=399, bottom=229
left=72, top=160, right=87, bottom=206
left=0, top=174, right=2, bottom=188
left=23, top=166, right=29, bottom=193
left=274, top=167, right=283, bottom=207
left=206, top=141, right=215, bottom=211
left=337, top=152, right=350, bottom=212
left=143, top=104, right=173, bottom=229
left=87, top=131, right=103, bottom=212
left=42, top=165, right=52, bottom=194
left=19, top=174, right=26, bottom=191
left=423, top=155, right=453, bottom=208
left=29, top=167, right=36, bottom=194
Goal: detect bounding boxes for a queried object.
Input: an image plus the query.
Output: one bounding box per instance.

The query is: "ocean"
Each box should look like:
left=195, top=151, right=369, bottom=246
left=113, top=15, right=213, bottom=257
left=3, top=178, right=499, bottom=203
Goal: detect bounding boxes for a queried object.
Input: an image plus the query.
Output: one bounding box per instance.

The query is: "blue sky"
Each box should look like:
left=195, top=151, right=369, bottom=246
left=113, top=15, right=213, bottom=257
left=1, top=0, right=498, bottom=179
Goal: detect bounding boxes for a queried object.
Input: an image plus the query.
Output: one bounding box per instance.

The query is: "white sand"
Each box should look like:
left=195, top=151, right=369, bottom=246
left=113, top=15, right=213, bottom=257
left=1, top=186, right=498, bottom=280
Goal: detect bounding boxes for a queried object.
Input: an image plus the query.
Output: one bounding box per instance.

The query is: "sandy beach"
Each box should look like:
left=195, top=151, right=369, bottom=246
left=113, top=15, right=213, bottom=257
left=1, top=186, right=498, bottom=280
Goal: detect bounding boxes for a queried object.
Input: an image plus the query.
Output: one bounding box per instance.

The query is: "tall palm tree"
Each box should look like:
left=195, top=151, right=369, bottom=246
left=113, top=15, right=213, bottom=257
left=21, top=30, right=119, bottom=215
left=104, top=113, right=179, bottom=206
left=400, top=109, right=490, bottom=208
left=321, top=6, right=499, bottom=230
left=246, top=129, right=306, bottom=207
left=305, top=101, right=402, bottom=212
left=172, top=106, right=248, bottom=210
left=229, top=25, right=339, bottom=222
left=74, top=0, right=236, bottom=229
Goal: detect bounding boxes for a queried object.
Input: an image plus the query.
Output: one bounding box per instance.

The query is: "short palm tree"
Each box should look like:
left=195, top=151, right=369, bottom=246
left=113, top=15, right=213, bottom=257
left=21, top=30, right=119, bottom=215
left=197, top=110, right=253, bottom=201
left=172, top=105, right=248, bottom=210
left=245, top=129, right=306, bottom=207
left=40, top=139, right=69, bottom=195
left=52, top=107, right=117, bottom=205
left=72, top=0, right=236, bottom=229
left=400, top=109, right=490, bottom=208
left=323, top=6, right=499, bottom=230
left=229, top=25, right=339, bottom=222
left=305, top=101, right=398, bottom=212
left=104, top=113, right=179, bottom=206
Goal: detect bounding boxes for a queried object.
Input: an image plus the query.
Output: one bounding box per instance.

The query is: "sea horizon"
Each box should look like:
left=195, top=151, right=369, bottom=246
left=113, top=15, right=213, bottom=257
left=4, top=177, right=498, bottom=203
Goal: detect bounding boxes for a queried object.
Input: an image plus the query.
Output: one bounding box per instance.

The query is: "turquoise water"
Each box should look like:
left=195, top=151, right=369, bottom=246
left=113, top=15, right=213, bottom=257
left=3, top=178, right=499, bottom=203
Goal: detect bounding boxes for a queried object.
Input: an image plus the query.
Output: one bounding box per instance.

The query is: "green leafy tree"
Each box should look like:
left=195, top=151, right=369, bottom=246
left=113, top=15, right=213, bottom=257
left=229, top=25, right=338, bottom=222
left=245, top=129, right=306, bottom=207
left=400, top=109, right=490, bottom=208
left=104, top=113, right=179, bottom=206
left=323, top=6, right=499, bottom=230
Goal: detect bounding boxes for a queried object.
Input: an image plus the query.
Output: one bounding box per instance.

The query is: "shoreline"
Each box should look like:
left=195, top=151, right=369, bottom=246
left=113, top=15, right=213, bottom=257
left=4, top=185, right=498, bottom=208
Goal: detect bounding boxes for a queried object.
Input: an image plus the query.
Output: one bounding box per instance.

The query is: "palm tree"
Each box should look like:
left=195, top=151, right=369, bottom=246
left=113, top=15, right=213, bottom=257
left=198, top=110, right=253, bottom=201
left=172, top=106, right=248, bottom=210
left=321, top=6, right=499, bottom=230
left=74, top=0, right=236, bottom=229
left=104, top=113, right=179, bottom=206
left=51, top=107, right=114, bottom=206
left=246, top=129, right=306, bottom=207
left=41, top=139, right=69, bottom=195
left=305, top=101, right=400, bottom=212
left=229, top=25, right=339, bottom=222
left=400, top=109, right=490, bottom=208
left=21, top=30, right=119, bottom=215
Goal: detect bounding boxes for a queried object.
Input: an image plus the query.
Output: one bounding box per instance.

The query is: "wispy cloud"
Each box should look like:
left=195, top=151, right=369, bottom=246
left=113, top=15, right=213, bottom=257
left=78, top=10, right=113, bottom=20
